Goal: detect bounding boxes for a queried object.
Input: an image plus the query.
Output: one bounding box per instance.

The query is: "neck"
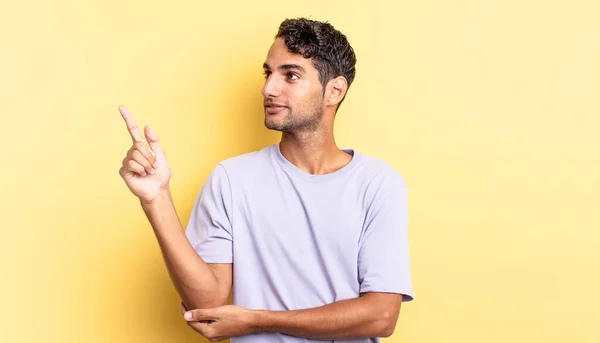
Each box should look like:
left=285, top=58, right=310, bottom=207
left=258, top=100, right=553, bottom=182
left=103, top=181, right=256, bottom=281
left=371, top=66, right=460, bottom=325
left=279, top=124, right=351, bottom=175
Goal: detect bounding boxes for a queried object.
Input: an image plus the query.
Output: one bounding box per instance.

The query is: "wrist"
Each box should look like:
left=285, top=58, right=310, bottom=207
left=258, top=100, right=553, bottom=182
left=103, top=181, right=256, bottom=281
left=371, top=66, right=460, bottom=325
left=140, top=187, right=172, bottom=208
left=250, top=310, right=273, bottom=334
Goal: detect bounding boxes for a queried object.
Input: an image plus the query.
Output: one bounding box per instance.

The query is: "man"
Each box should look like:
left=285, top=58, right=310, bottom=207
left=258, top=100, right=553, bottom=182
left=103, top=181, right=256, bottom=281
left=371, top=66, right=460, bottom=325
left=118, top=18, right=413, bottom=343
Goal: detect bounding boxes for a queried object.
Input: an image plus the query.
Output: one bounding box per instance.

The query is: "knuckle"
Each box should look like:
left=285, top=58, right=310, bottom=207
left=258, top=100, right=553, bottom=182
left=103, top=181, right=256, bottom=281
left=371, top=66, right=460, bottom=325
left=132, top=151, right=148, bottom=165
left=135, top=145, right=151, bottom=158
left=128, top=161, right=141, bottom=171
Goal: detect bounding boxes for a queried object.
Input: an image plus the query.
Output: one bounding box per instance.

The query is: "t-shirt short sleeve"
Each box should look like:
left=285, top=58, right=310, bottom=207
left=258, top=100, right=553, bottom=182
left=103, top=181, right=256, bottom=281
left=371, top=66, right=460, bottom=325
left=185, top=164, right=233, bottom=263
left=358, top=176, right=414, bottom=302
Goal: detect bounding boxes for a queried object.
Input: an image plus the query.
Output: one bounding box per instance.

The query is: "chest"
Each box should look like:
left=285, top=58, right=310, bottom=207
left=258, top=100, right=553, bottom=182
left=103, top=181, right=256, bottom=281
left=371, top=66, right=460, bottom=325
left=233, top=178, right=367, bottom=256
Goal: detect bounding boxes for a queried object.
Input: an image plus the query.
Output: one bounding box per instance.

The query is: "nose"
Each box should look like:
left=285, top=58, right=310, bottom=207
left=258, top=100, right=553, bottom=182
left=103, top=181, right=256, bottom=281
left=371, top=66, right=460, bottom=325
left=261, top=74, right=281, bottom=99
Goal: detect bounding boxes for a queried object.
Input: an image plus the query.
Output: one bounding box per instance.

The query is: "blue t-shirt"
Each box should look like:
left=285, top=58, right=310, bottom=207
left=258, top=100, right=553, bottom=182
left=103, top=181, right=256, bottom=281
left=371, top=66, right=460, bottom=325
left=185, top=143, right=414, bottom=343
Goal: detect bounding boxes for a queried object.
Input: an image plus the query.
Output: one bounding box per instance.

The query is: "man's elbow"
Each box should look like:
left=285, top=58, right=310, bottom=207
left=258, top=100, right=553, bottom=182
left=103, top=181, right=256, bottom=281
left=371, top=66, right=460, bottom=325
left=379, top=323, right=396, bottom=338
left=361, top=292, right=403, bottom=337
left=375, top=309, right=398, bottom=337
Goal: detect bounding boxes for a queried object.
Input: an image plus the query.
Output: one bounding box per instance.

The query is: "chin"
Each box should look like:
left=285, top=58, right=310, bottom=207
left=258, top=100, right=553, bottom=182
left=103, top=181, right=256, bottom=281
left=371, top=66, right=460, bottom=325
left=264, top=120, right=283, bottom=132
left=264, top=113, right=279, bottom=126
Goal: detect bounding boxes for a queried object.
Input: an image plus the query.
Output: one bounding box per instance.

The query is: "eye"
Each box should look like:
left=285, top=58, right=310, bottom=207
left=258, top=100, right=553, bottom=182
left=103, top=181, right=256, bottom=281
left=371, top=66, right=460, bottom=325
left=263, top=70, right=271, bottom=79
left=287, top=72, right=299, bottom=81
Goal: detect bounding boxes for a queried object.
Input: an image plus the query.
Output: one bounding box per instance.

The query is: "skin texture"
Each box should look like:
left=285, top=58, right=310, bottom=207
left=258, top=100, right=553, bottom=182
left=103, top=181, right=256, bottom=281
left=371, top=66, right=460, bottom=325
left=262, top=39, right=325, bottom=134
left=118, top=36, right=404, bottom=342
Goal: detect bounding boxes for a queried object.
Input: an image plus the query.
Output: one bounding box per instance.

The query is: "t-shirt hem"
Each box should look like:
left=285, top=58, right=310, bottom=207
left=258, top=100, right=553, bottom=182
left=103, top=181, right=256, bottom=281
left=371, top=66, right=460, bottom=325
left=198, top=254, right=233, bottom=264
left=359, top=286, right=414, bottom=302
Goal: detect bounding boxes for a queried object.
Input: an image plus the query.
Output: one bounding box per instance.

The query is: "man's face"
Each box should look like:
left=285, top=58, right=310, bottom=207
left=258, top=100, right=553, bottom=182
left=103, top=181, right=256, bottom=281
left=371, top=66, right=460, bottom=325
left=262, top=38, right=325, bottom=133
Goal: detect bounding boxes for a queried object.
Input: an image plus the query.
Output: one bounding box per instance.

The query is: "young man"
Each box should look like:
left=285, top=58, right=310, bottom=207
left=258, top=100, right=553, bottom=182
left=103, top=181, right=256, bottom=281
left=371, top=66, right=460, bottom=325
left=118, top=18, right=413, bottom=343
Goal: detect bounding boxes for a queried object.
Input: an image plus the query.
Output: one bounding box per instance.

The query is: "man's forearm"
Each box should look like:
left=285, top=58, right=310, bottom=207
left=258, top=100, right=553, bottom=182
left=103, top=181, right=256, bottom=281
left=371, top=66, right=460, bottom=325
left=253, top=294, right=399, bottom=340
left=140, top=188, right=226, bottom=309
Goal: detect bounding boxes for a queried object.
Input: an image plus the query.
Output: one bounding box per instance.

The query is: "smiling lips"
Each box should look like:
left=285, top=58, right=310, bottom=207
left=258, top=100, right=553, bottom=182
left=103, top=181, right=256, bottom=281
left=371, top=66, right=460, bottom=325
left=265, top=102, right=287, bottom=115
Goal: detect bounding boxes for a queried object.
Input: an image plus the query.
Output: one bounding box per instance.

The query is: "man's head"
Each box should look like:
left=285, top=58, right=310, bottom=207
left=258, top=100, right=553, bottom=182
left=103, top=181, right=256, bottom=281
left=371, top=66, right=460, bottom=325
left=262, top=18, right=357, bottom=134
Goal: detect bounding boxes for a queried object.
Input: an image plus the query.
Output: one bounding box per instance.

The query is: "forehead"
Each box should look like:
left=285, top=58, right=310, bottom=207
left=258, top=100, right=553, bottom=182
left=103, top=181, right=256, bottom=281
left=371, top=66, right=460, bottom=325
left=264, top=38, right=316, bottom=72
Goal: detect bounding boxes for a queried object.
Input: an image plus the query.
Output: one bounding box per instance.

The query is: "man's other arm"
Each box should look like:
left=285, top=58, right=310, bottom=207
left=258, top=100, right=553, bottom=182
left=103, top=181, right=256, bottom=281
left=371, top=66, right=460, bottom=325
left=251, top=292, right=402, bottom=339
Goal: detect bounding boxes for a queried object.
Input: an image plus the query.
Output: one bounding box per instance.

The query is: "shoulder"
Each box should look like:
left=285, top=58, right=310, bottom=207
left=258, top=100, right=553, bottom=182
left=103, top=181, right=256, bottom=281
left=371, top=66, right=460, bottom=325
left=200, top=145, right=275, bottom=198
left=355, top=152, right=407, bottom=190
left=214, top=144, right=276, bottom=178
left=355, top=153, right=408, bottom=217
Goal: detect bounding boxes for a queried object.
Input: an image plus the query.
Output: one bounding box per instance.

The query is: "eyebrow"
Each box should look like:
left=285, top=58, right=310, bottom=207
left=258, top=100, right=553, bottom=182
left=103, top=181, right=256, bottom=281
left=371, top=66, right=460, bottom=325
left=263, top=63, right=306, bottom=74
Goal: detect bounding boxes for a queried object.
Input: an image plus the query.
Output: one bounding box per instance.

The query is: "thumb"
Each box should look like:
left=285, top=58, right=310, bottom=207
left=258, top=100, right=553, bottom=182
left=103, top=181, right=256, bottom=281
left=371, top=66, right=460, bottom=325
left=144, top=125, right=164, bottom=157
left=185, top=309, right=212, bottom=322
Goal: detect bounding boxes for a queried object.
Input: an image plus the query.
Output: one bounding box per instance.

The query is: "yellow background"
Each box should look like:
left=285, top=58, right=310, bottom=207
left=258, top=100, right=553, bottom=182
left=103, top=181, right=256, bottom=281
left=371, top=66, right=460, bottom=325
left=1, top=1, right=599, bottom=342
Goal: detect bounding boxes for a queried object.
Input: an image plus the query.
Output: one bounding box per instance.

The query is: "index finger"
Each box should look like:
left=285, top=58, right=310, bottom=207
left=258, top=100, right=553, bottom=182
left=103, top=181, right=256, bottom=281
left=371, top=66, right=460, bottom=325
left=118, top=105, right=144, bottom=142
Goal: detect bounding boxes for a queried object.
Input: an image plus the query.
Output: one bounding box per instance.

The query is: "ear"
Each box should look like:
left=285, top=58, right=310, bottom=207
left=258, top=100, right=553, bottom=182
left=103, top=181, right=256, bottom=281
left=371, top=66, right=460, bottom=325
left=325, top=76, right=348, bottom=108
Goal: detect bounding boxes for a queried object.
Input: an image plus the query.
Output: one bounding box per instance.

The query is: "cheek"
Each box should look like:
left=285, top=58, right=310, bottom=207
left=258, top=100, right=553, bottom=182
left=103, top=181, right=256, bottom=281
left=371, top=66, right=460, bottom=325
left=292, top=84, right=317, bottom=104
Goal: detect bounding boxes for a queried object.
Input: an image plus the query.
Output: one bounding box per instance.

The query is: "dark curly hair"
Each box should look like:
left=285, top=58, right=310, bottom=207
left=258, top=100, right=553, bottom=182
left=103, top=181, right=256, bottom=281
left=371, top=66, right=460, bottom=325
left=276, top=18, right=357, bottom=105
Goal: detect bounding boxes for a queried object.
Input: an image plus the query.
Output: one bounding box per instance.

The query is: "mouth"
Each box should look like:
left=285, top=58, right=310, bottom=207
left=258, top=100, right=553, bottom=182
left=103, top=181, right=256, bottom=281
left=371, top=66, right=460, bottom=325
left=264, top=103, right=287, bottom=115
